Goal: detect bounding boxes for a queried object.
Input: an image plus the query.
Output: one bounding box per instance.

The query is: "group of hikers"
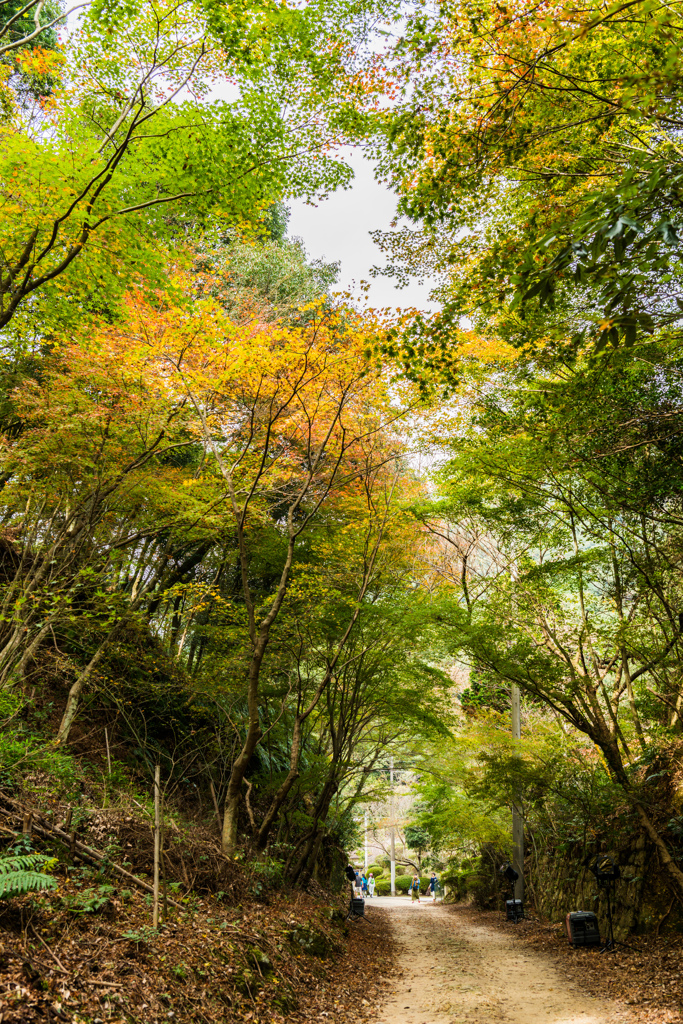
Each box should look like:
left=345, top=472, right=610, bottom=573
left=351, top=869, right=378, bottom=897
left=347, top=865, right=439, bottom=902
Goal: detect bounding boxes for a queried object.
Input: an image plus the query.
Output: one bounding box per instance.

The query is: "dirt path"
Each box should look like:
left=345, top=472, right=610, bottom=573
left=367, top=897, right=631, bottom=1024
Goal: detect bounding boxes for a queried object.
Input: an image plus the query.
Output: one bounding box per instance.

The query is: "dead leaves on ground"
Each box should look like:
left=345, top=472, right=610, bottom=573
left=0, top=881, right=397, bottom=1024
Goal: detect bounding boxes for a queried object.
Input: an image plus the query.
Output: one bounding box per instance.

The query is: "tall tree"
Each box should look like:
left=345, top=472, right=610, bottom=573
left=422, top=340, right=683, bottom=900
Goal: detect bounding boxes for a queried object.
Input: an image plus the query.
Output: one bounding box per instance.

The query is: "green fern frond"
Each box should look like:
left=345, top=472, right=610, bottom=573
left=0, top=854, right=49, bottom=875
left=0, top=870, right=58, bottom=897
left=0, top=852, right=58, bottom=898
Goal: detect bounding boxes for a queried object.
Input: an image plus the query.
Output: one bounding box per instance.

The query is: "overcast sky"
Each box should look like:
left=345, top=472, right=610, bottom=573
left=288, top=149, right=439, bottom=313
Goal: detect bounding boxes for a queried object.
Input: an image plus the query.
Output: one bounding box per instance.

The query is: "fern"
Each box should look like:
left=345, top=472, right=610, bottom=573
left=0, top=852, right=58, bottom=898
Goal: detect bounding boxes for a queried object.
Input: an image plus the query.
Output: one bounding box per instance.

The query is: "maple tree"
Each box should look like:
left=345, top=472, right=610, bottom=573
left=0, top=268, right=439, bottom=862
left=375, top=0, right=683, bottom=353
left=0, top=0, right=389, bottom=334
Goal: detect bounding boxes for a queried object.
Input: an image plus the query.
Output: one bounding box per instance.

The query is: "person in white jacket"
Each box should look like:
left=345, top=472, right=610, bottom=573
left=368, top=873, right=376, bottom=897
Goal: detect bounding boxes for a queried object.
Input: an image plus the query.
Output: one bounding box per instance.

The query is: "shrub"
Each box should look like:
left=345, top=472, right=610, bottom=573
left=375, top=878, right=391, bottom=895
left=0, top=732, right=79, bottom=795
left=394, top=874, right=432, bottom=895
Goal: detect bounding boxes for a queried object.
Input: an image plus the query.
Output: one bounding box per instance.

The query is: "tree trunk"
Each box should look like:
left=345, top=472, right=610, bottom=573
left=221, top=704, right=262, bottom=855
left=289, top=776, right=338, bottom=884
left=635, top=800, right=683, bottom=903
left=55, top=643, right=110, bottom=744
left=256, top=716, right=304, bottom=849
left=153, top=765, right=161, bottom=929
left=588, top=714, right=683, bottom=904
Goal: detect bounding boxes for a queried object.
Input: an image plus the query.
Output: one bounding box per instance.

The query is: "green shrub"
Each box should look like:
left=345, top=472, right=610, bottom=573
left=394, top=874, right=432, bottom=895
left=0, top=691, right=22, bottom=721
left=0, top=852, right=58, bottom=898
left=62, top=884, right=115, bottom=915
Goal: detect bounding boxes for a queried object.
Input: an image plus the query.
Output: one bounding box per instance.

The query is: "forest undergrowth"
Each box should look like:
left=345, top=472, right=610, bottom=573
left=0, top=786, right=397, bottom=1024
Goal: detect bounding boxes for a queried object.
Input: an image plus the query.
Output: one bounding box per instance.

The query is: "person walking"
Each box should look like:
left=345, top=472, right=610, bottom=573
left=429, top=871, right=438, bottom=902
left=411, top=873, right=421, bottom=903
left=361, top=874, right=368, bottom=897
left=354, top=869, right=362, bottom=896
left=368, top=873, right=376, bottom=898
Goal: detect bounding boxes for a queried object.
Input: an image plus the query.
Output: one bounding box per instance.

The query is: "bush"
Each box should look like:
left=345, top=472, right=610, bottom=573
left=0, top=732, right=79, bottom=795
left=375, top=878, right=392, bottom=895
left=395, top=874, right=432, bottom=895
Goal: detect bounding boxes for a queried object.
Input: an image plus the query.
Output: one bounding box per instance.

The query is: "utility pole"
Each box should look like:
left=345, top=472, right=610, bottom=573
left=511, top=684, right=524, bottom=902
left=389, top=757, right=396, bottom=896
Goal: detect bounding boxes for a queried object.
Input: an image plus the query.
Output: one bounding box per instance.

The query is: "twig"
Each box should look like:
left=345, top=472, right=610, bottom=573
left=29, top=925, right=67, bottom=973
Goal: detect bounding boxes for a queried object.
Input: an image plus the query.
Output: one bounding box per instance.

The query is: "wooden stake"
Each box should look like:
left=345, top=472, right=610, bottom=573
left=160, top=814, right=168, bottom=922
left=153, top=765, right=161, bottom=929
left=22, top=812, right=32, bottom=835
left=104, top=727, right=112, bottom=775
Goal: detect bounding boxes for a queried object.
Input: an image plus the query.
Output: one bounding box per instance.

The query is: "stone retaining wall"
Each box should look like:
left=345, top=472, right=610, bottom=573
left=529, top=832, right=683, bottom=940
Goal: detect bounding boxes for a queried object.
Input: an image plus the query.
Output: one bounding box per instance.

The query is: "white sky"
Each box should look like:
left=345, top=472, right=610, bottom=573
left=288, top=149, right=439, bottom=314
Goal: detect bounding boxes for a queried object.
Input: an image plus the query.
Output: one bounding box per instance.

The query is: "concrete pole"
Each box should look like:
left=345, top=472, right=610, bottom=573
left=511, top=684, right=524, bottom=903
left=389, top=757, right=396, bottom=896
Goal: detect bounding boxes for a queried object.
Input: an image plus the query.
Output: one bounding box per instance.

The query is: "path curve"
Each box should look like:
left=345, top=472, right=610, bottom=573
left=365, top=897, right=629, bottom=1024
